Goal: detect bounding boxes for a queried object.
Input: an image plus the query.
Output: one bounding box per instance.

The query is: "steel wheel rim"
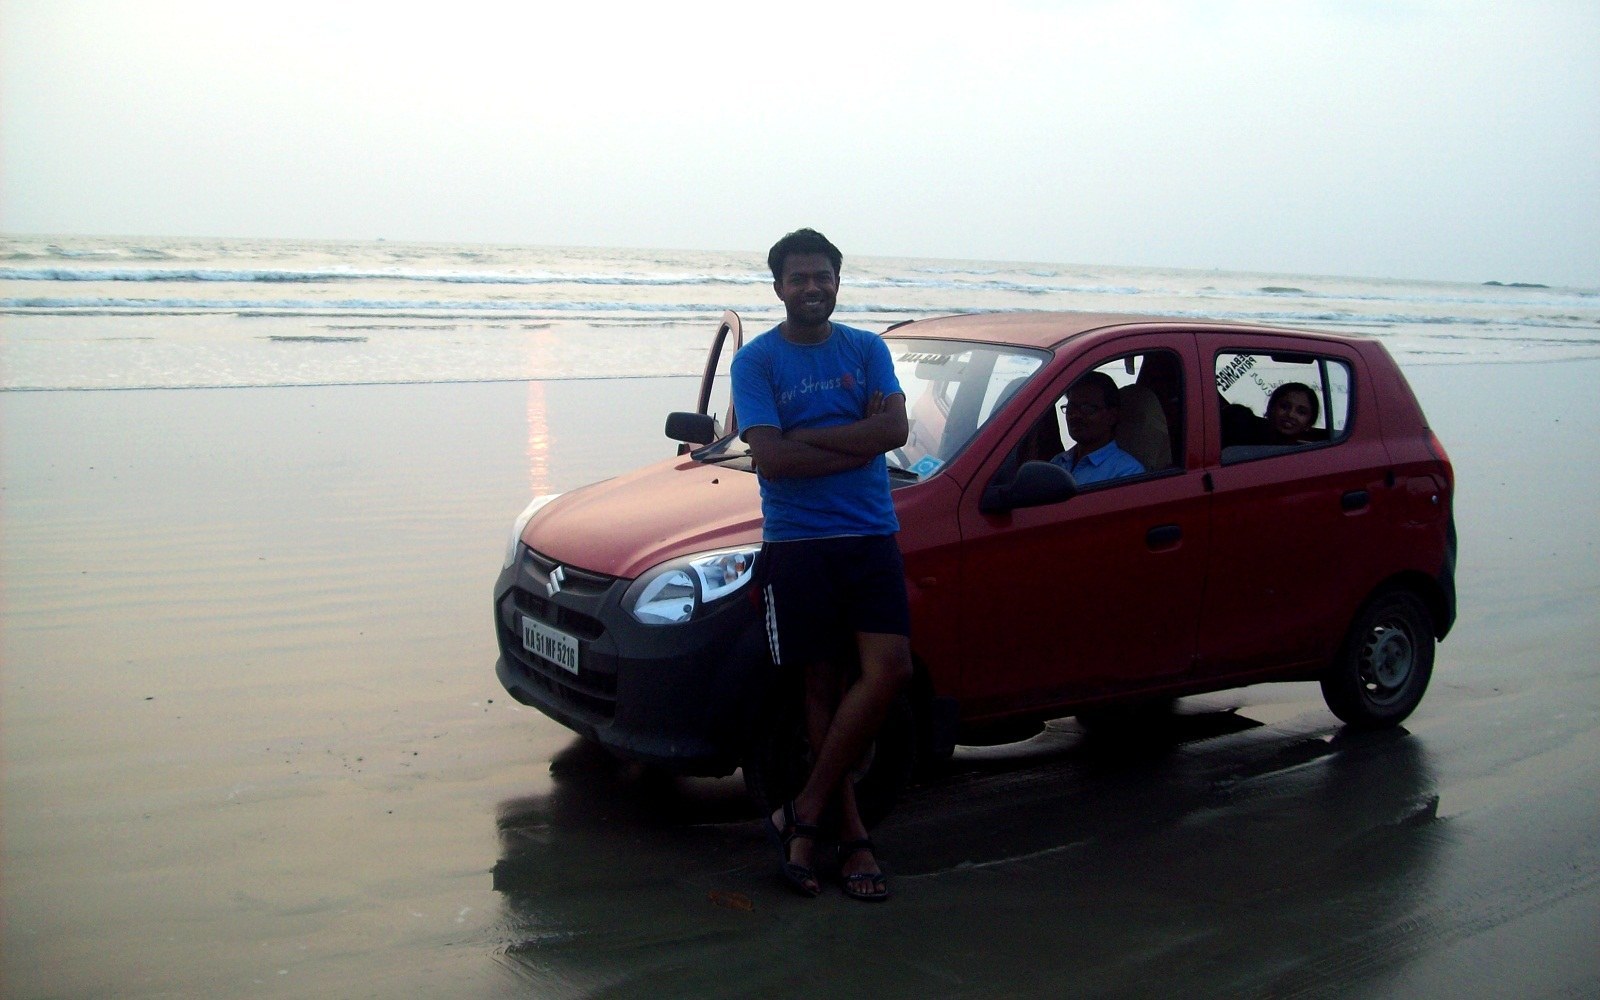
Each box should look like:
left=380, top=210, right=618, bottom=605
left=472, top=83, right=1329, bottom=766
left=1360, top=621, right=1415, bottom=704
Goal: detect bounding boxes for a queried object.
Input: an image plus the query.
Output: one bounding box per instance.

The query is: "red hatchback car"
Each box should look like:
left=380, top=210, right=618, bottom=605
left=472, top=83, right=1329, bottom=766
left=493, top=311, right=1456, bottom=815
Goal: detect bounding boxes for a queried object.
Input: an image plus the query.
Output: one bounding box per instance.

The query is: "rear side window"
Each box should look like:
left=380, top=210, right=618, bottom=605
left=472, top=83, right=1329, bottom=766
left=1215, top=351, right=1352, bottom=463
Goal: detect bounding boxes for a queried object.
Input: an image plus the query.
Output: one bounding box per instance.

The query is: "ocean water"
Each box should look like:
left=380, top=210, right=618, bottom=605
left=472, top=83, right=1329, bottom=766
left=2, top=234, right=1597, bottom=390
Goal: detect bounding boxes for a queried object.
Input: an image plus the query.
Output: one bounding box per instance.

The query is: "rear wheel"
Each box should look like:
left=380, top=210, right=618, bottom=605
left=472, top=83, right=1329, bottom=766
left=740, top=670, right=916, bottom=829
left=1321, top=588, right=1435, bottom=728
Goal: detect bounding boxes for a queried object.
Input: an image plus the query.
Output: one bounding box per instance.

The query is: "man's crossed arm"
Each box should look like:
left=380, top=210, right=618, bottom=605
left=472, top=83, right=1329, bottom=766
left=745, top=392, right=908, bottom=479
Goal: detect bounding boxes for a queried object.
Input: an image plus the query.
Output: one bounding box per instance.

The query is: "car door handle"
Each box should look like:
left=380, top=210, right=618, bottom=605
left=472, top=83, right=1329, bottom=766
left=1146, top=524, right=1182, bottom=549
left=1341, top=489, right=1370, bottom=511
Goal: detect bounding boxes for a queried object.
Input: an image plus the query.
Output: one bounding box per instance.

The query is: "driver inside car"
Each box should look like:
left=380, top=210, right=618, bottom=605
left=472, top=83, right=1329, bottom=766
left=1051, top=372, right=1146, bottom=486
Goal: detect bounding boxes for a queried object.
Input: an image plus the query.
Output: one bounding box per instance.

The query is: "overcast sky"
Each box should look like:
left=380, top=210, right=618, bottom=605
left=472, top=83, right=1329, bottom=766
left=2, top=0, right=1596, bottom=286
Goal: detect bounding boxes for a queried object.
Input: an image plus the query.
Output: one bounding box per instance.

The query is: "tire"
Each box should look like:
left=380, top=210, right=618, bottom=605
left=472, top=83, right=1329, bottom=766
left=740, top=670, right=916, bottom=829
left=1321, top=588, right=1435, bottom=729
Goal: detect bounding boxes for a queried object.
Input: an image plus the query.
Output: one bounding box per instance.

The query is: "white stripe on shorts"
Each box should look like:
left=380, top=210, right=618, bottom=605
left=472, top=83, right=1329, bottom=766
left=762, top=583, right=782, bottom=666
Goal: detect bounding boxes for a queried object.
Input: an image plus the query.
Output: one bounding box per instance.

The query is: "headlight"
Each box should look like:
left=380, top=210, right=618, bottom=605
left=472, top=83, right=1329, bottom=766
left=623, top=546, right=761, bottom=625
left=502, top=493, right=562, bottom=569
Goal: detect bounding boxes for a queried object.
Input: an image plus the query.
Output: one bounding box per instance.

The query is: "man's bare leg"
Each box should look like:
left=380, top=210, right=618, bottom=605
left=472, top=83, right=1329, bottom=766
left=769, top=633, right=911, bottom=881
left=766, top=656, right=841, bottom=893
left=833, top=775, right=885, bottom=890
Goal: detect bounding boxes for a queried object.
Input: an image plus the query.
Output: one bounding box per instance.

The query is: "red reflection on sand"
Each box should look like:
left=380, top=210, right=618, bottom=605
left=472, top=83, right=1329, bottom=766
left=526, top=380, right=549, bottom=495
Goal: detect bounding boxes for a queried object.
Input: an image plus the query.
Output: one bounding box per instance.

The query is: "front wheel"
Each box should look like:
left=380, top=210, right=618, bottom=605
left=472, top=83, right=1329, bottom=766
left=1321, top=589, right=1435, bottom=728
left=740, top=670, right=916, bottom=829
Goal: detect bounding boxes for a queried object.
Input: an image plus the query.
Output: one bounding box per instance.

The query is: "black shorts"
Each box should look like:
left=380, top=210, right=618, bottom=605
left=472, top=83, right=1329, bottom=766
left=757, top=534, right=910, bottom=668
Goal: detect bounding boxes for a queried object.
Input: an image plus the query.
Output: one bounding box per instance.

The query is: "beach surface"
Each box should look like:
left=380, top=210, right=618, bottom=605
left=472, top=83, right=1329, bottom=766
left=2, top=361, right=1598, bottom=998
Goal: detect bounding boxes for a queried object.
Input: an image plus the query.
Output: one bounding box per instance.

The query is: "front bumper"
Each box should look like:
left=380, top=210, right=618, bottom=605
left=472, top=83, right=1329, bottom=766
left=492, top=545, right=768, bottom=775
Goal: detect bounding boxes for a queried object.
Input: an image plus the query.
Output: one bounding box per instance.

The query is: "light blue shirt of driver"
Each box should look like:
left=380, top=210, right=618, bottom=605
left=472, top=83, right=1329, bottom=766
left=1050, top=440, right=1145, bottom=486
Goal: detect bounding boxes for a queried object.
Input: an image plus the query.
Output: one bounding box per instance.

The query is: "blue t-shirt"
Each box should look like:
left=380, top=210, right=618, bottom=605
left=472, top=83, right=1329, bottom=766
left=731, top=322, right=903, bottom=541
left=1050, top=439, right=1145, bottom=486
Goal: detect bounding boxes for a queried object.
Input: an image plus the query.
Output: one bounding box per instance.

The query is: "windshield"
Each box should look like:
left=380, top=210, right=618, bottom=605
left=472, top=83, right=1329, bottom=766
left=691, top=336, right=1047, bottom=483
left=889, top=337, right=1047, bottom=479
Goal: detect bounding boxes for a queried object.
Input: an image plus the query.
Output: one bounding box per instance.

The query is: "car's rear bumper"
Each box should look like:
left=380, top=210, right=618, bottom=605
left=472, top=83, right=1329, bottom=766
left=1436, top=512, right=1458, bottom=639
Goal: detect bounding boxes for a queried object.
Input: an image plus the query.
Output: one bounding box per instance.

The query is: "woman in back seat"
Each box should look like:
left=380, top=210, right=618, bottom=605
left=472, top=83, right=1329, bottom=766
left=1220, top=381, right=1324, bottom=450
left=1262, top=382, right=1322, bottom=444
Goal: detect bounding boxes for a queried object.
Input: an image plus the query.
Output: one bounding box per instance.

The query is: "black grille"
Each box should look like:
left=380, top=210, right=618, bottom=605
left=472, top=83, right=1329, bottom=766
left=499, top=549, right=621, bottom=721
left=508, top=588, right=604, bottom=641
left=521, top=549, right=613, bottom=597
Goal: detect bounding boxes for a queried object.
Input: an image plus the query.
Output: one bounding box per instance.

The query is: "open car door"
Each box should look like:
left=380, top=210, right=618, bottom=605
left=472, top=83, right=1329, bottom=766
left=668, top=310, right=743, bottom=453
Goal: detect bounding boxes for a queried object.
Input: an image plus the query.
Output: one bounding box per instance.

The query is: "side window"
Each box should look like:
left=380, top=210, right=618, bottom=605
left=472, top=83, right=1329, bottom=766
left=1215, top=351, right=1352, bottom=462
left=1011, top=350, right=1184, bottom=489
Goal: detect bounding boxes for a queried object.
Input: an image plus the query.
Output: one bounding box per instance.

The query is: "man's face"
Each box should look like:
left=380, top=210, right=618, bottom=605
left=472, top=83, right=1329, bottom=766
left=774, top=252, right=838, bottom=327
left=1064, top=382, right=1117, bottom=451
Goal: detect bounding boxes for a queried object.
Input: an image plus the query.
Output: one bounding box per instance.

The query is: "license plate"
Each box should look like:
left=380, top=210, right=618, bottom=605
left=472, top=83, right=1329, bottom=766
left=521, top=616, right=580, bottom=675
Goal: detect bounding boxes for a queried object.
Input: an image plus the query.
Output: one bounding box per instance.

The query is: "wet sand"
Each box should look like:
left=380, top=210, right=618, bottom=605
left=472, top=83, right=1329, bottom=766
left=2, top=363, right=1598, bottom=998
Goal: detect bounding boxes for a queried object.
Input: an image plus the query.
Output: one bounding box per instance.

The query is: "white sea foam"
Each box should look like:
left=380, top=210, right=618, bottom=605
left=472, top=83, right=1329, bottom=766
left=2, top=234, right=1597, bottom=390
left=0, top=265, right=773, bottom=287
left=0, top=296, right=743, bottom=314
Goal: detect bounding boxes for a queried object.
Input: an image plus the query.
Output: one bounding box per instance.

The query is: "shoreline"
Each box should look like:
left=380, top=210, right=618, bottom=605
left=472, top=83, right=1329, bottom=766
left=2, top=341, right=1599, bottom=395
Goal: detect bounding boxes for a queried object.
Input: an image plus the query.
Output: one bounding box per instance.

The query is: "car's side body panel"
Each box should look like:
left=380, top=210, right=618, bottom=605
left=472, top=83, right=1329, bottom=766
left=893, top=474, right=966, bottom=707
left=950, top=328, right=1211, bottom=720
left=1359, top=338, right=1457, bottom=636
left=1193, top=332, right=1391, bottom=677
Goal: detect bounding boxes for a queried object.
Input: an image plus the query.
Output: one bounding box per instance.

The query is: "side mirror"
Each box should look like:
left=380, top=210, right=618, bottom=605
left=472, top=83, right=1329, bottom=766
left=666, top=411, right=718, bottom=445
left=980, top=460, right=1078, bottom=514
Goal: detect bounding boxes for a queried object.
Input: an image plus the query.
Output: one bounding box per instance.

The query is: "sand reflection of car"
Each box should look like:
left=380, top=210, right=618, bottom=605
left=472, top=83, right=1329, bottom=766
left=491, top=311, right=1456, bottom=817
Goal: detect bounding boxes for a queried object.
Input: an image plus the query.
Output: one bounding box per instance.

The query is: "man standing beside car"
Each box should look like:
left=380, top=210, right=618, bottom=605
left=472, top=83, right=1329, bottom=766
left=731, top=227, right=913, bottom=901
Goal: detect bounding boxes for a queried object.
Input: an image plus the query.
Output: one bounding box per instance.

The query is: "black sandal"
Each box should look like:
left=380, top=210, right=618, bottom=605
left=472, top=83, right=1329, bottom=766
left=763, top=801, right=821, bottom=897
left=837, top=838, right=889, bottom=902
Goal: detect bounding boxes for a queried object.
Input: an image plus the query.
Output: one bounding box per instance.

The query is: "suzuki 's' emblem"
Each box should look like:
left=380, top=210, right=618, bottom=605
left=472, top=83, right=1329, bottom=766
left=546, top=565, right=566, bottom=598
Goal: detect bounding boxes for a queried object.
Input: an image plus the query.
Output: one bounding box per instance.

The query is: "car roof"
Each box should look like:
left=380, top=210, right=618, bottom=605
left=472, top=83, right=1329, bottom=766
left=881, top=311, right=1363, bottom=352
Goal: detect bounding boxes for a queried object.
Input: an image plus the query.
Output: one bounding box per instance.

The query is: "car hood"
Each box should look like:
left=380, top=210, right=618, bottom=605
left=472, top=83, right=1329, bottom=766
left=522, top=455, right=763, bottom=580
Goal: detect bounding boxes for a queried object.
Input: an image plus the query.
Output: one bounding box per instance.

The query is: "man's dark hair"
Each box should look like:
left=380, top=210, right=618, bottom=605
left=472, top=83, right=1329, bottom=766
left=1070, top=371, right=1121, bottom=409
left=768, top=228, right=843, bottom=281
